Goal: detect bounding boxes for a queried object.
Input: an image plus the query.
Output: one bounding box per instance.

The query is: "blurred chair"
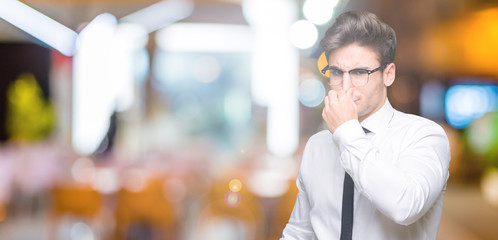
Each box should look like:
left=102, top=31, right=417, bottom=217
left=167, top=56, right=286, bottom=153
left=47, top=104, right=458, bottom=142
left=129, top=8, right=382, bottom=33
left=194, top=175, right=266, bottom=240
left=51, top=185, right=102, bottom=217
left=49, top=184, right=104, bottom=239
left=113, top=177, right=176, bottom=240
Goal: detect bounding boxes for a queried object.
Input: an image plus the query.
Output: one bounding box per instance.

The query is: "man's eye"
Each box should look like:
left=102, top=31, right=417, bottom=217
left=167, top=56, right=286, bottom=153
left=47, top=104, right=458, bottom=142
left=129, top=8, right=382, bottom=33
left=331, top=69, right=343, bottom=76
left=350, top=69, right=368, bottom=75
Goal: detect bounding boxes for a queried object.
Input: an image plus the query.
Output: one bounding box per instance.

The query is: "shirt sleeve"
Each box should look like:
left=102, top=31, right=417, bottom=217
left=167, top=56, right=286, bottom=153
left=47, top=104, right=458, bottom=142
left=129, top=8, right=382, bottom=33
left=333, top=119, right=450, bottom=225
left=280, top=141, right=316, bottom=239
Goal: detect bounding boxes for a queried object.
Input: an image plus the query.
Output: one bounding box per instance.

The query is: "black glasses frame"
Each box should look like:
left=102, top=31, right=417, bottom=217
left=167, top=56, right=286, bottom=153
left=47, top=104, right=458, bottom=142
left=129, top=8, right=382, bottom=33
left=321, top=64, right=387, bottom=76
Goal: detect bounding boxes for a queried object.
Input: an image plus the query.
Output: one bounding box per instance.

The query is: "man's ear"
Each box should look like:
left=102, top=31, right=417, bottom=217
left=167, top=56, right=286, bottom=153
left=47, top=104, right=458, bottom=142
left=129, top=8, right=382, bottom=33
left=383, top=63, right=396, bottom=87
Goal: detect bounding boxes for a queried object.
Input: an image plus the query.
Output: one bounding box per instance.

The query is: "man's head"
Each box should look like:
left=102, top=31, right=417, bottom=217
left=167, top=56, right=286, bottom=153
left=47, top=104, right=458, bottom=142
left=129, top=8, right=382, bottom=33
left=319, top=11, right=397, bottom=122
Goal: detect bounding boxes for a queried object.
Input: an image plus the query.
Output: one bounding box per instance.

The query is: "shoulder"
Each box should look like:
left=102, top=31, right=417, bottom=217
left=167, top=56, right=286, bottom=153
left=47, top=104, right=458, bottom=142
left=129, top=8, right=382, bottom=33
left=301, top=130, right=335, bottom=162
left=392, top=110, right=448, bottom=140
left=300, top=130, right=339, bottom=178
left=306, top=130, right=333, bottom=146
left=394, top=111, right=443, bottom=128
left=390, top=110, right=451, bottom=167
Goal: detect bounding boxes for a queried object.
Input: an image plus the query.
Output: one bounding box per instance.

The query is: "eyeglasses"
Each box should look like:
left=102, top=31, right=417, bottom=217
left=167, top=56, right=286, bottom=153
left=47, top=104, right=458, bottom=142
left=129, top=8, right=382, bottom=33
left=321, top=64, right=387, bottom=87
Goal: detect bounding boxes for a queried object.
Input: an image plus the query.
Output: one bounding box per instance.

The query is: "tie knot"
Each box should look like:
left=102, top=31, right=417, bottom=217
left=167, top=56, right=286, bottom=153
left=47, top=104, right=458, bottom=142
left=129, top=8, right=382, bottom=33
left=362, top=127, right=370, bottom=133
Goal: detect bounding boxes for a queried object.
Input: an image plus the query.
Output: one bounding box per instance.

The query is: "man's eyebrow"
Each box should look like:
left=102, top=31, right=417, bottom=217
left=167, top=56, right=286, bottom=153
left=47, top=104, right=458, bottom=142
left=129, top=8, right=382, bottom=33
left=329, top=65, right=371, bottom=71
left=329, top=66, right=343, bottom=70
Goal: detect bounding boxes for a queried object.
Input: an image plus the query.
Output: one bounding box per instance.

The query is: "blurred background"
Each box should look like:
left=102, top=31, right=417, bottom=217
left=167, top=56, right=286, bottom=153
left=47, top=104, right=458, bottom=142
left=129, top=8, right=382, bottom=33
left=0, top=0, right=497, bottom=239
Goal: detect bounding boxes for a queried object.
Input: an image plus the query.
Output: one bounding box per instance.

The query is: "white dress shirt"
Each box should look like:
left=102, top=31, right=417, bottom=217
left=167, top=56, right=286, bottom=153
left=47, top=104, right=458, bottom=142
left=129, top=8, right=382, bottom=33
left=281, top=99, right=450, bottom=240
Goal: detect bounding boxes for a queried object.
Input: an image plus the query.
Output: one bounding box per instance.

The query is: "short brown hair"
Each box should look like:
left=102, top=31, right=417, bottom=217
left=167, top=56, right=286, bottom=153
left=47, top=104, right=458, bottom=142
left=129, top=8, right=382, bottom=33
left=319, top=10, right=396, bottom=66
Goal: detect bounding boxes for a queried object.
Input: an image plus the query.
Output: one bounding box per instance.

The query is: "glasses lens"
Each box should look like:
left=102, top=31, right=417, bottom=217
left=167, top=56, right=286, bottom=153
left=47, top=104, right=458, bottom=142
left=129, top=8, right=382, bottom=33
left=330, top=75, right=342, bottom=86
left=350, top=71, right=369, bottom=86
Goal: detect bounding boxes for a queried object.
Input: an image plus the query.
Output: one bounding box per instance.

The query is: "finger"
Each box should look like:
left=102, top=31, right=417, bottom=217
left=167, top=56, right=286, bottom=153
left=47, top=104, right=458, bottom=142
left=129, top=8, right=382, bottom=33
left=327, top=89, right=338, bottom=100
left=337, top=90, right=347, bottom=101
left=322, top=101, right=329, bottom=117
left=346, top=88, right=354, bottom=99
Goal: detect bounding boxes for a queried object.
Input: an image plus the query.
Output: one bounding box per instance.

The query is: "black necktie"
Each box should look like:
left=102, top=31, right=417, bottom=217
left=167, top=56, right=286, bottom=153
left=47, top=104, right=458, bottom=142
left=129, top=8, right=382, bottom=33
left=340, top=127, right=369, bottom=240
left=340, top=172, right=354, bottom=240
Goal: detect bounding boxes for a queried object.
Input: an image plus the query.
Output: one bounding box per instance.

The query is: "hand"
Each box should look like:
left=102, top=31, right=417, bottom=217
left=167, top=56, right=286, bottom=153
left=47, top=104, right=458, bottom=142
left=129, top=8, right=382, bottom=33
left=322, top=88, right=358, bottom=133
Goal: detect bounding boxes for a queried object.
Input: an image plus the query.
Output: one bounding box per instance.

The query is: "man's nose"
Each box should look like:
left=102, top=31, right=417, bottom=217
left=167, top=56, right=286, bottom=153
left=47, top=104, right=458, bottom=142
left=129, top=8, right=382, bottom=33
left=342, top=72, right=352, bottom=90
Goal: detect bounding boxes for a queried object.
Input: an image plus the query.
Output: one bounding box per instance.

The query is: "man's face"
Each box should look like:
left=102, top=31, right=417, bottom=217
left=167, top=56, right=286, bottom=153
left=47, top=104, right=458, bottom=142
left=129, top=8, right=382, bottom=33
left=327, top=43, right=395, bottom=122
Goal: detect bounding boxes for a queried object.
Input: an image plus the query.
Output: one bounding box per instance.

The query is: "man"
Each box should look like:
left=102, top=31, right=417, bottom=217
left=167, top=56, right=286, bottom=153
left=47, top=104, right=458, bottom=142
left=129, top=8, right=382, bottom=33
left=281, top=11, right=450, bottom=240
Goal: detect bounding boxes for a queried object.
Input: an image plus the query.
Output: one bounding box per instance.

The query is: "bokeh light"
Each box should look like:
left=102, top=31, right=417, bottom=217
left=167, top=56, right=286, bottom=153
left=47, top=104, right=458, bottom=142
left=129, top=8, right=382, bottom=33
left=481, top=168, right=498, bottom=207
left=299, top=77, right=326, bottom=107
left=303, top=0, right=339, bottom=25
left=229, top=179, right=242, bottom=192
left=224, top=191, right=241, bottom=208
left=70, top=222, right=95, bottom=240
left=289, top=20, right=318, bottom=49
left=466, top=112, right=498, bottom=156
left=445, top=84, right=498, bottom=129
left=91, top=168, right=119, bottom=194
left=71, top=157, right=96, bottom=183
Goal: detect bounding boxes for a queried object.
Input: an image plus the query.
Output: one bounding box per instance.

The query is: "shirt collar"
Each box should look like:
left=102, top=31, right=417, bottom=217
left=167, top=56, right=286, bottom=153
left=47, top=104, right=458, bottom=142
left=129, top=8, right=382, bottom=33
left=360, top=98, right=395, bottom=134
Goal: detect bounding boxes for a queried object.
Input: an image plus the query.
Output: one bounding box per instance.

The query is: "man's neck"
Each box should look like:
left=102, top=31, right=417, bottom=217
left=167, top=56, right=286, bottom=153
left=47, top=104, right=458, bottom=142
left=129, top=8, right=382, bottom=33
left=358, top=98, right=387, bottom=122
